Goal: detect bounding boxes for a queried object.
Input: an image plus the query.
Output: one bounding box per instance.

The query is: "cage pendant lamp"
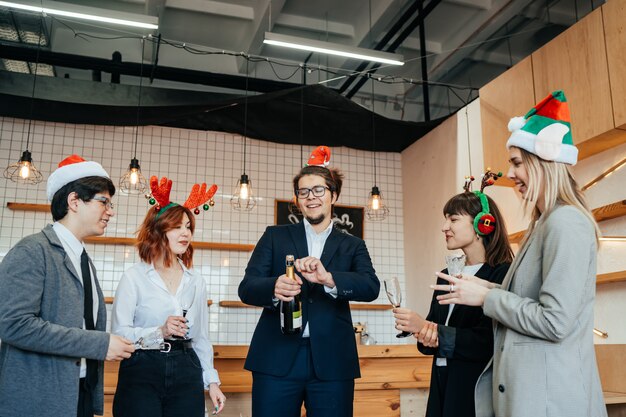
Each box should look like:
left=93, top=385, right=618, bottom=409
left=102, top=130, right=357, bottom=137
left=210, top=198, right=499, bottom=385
left=230, top=57, right=257, bottom=211
left=3, top=15, right=45, bottom=185
left=119, top=37, right=148, bottom=194
left=365, top=78, right=389, bottom=221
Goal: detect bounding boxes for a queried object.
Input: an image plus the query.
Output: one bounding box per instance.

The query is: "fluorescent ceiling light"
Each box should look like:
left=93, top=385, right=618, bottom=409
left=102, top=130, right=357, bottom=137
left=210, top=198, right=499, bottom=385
left=263, top=32, right=404, bottom=66
left=0, top=1, right=158, bottom=30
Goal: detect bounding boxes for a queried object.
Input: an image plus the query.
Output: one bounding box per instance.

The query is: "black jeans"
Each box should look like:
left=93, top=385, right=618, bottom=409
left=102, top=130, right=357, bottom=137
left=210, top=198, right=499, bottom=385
left=112, top=348, right=205, bottom=417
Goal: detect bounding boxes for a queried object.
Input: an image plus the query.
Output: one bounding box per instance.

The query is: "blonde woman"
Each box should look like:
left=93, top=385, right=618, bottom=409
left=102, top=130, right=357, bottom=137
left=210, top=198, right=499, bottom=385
left=432, top=91, right=607, bottom=417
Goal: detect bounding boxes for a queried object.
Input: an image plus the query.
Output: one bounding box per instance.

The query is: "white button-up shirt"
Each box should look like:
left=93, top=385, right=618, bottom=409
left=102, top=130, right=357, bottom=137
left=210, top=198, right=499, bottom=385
left=301, top=218, right=337, bottom=337
left=52, top=222, right=99, bottom=378
left=111, top=261, right=220, bottom=386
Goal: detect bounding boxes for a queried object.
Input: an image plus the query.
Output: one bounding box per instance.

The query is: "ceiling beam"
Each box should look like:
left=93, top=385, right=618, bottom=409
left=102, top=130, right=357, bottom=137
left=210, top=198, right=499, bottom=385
left=165, top=0, right=254, bottom=20
left=401, top=37, right=442, bottom=54
left=445, top=0, right=492, bottom=11
left=0, top=41, right=301, bottom=92
left=274, top=14, right=355, bottom=38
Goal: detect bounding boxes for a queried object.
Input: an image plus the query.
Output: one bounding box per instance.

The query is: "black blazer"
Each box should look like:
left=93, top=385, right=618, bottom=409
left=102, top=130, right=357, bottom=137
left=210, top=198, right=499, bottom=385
left=238, top=222, right=380, bottom=380
left=419, top=262, right=510, bottom=417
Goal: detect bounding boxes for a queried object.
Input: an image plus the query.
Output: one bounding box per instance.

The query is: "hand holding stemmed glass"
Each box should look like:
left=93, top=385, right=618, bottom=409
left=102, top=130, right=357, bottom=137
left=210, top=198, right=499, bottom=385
left=174, top=283, right=196, bottom=340
left=384, top=277, right=412, bottom=338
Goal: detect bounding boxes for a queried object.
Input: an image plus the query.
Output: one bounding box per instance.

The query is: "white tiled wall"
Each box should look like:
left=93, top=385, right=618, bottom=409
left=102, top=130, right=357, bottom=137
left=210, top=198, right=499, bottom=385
left=0, top=116, right=408, bottom=345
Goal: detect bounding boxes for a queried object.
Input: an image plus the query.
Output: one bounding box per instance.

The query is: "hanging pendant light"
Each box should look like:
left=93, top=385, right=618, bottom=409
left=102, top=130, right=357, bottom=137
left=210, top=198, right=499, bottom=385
left=119, top=37, right=148, bottom=194
left=230, top=56, right=257, bottom=211
left=3, top=15, right=45, bottom=185
left=365, top=75, right=389, bottom=222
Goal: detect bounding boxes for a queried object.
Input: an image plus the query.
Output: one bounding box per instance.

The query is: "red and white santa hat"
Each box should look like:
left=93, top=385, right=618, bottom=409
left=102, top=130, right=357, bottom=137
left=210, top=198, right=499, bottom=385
left=306, top=146, right=331, bottom=167
left=46, top=154, right=110, bottom=201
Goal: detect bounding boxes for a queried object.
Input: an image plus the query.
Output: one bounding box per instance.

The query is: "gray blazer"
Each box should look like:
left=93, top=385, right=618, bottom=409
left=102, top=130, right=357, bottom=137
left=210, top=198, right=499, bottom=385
left=475, top=206, right=607, bottom=417
left=0, top=225, right=110, bottom=417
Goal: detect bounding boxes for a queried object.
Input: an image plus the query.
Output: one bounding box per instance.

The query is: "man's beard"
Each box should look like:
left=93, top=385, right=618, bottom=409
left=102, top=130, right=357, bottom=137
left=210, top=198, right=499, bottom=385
left=305, top=213, right=326, bottom=225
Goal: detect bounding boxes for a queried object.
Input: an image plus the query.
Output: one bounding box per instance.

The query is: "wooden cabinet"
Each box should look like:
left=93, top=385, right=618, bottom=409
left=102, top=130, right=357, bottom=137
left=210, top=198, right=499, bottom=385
left=532, top=8, right=613, bottom=145
left=479, top=57, right=535, bottom=185
left=480, top=3, right=626, bottom=169
left=603, top=0, right=626, bottom=129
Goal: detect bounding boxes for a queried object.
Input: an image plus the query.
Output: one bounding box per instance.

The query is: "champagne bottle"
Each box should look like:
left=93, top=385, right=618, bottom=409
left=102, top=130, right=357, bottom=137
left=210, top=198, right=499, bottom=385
left=280, top=255, right=302, bottom=334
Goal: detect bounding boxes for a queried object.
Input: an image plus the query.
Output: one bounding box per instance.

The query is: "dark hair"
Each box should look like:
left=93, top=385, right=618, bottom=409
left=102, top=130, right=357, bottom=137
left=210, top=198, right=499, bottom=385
left=50, top=176, right=116, bottom=221
left=292, top=165, right=344, bottom=199
left=136, top=205, right=196, bottom=268
left=443, top=192, right=513, bottom=266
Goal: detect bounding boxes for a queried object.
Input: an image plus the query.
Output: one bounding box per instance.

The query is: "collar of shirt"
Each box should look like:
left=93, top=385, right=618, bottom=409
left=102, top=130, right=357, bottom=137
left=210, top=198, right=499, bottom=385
left=303, top=218, right=334, bottom=259
left=52, top=222, right=85, bottom=261
left=144, top=258, right=192, bottom=294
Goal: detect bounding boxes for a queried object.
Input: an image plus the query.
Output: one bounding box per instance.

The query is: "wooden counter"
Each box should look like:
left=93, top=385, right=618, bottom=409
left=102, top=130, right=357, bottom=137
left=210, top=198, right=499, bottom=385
left=103, top=344, right=430, bottom=417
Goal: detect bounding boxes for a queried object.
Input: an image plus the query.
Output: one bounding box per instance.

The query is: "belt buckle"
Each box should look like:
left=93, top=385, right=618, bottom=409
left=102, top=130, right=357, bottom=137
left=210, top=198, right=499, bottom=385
left=160, top=342, right=172, bottom=353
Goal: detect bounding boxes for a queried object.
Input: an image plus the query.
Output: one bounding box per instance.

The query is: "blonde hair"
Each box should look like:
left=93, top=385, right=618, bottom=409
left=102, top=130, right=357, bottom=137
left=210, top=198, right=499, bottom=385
left=517, top=147, right=601, bottom=245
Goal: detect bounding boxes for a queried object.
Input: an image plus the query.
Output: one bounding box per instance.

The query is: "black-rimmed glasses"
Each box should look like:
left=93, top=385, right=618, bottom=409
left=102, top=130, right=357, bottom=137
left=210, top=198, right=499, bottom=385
left=91, top=196, right=114, bottom=210
left=295, top=186, right=330, bottom=199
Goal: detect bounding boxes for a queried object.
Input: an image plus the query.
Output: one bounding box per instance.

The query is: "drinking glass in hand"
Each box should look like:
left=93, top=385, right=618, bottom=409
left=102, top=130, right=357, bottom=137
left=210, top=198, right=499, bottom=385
left=174, top=283, right=196, bottom=340
left=445, top=254, right=466, bottom=278
left=384, top=277, right=412, bottom=338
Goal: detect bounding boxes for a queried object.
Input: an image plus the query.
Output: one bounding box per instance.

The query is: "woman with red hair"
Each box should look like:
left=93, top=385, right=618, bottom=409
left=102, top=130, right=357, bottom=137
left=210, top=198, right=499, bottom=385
left=111, top=203, right=225, bottom=416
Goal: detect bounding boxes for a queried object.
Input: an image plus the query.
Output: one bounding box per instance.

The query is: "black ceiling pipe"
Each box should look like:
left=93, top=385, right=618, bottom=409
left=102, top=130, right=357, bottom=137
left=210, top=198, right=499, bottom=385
left=0, top=42, right=301, bottom=93
left=344, top=0, right=442, bottom=99
left=337, top=0, right=422, bottom=94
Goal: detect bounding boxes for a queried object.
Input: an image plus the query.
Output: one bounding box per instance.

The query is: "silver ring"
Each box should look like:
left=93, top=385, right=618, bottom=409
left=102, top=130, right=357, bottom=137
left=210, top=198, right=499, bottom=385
left=450, top=284, right=455, bottom=292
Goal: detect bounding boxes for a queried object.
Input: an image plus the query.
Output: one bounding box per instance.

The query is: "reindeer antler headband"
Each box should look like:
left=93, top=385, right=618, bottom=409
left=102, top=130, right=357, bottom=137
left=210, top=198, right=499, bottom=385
left=462, top=169, right=502, bottom=236
left=146, top=176, right=218, bottom=218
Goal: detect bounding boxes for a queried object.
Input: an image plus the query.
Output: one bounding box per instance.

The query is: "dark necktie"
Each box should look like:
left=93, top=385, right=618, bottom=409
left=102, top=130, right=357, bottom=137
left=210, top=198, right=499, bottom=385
left=80, top=249, right=98, bottom=389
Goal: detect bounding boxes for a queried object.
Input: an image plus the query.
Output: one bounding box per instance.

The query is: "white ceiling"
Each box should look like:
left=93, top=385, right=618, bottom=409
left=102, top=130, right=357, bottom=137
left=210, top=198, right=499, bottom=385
left=0, top=0, right=600, bottom=122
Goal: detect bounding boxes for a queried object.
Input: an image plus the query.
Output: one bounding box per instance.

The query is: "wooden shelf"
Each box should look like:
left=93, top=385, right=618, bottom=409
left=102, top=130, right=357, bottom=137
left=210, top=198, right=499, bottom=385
left=7, top=202, right=254, bottom=252
left=104, top=297, right=213, bottom=306
left=508, top=200, right=626, bottom=244
left=84, top=236, right=254, bottom=252
left=592, top=200, right=626, bottom=222
left=597, top=270, right=626, bottom=285
left=6, top=202, right=50, bottom=212
left=219, top=300, right=392, bottom=310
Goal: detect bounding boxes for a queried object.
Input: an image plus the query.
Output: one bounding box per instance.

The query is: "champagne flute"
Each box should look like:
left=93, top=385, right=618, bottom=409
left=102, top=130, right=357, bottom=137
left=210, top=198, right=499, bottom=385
left=383, top=277, right=412, bottom=338
left=445, top=254, right=466, bottom=279
left=175, top=283, right=196, bottom=340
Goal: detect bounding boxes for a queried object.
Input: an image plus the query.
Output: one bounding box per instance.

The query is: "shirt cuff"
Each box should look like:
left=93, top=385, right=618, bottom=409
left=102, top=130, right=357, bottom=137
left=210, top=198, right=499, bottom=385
left=324, top=285, right=338, bottom=298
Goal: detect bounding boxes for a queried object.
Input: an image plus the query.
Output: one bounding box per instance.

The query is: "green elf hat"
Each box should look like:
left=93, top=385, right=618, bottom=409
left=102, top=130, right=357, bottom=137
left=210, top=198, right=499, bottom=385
left=506, top=90, right=578, bottom=165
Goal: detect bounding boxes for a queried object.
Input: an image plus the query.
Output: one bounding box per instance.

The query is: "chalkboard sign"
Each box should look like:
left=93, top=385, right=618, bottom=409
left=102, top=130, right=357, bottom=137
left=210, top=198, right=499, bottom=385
left=274, top=199, right=364, bottom=239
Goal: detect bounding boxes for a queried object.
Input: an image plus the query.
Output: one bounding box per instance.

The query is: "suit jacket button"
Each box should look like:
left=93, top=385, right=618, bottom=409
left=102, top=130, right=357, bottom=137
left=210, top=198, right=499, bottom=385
left=498, top=384, right=505, bottom=393
left=75, top=360, right=81, bottom=366
left=500, top=346, right=504, bottom=352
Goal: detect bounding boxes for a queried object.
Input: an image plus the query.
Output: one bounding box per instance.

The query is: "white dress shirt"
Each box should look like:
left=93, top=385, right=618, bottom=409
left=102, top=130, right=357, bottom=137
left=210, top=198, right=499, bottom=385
left=52, top=222, right=99, bottom=378
left=111, top=261, right=220, bottom=387
left=435, top=262, right=483, bottom=367
left=301, top=218, right=336, bottom=337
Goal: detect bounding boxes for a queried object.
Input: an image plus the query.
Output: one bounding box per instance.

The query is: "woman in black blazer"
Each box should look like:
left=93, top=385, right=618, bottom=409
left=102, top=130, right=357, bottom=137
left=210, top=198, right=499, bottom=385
left=394, top=181, right=513, bottom=417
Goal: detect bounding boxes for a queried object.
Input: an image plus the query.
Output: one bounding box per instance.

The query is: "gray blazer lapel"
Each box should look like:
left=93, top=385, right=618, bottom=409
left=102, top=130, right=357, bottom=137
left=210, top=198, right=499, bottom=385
left=42, top=225, right=82, bottom=283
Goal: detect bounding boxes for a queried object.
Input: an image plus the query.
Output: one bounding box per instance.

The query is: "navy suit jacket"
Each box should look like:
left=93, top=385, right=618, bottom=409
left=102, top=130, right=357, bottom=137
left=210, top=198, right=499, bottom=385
left=238, top=222, right=380, bottom=380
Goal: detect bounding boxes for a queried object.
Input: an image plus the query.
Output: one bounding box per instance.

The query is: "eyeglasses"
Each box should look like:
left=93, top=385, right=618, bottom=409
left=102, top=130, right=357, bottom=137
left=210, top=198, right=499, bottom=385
left=295, top=185, right=331, bottom=199
left=91, top=195, right=114, bottom=210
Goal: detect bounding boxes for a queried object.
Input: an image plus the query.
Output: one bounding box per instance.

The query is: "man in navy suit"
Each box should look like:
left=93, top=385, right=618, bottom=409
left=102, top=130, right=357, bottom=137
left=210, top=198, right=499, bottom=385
left=238, top=146, right=380, bottom=417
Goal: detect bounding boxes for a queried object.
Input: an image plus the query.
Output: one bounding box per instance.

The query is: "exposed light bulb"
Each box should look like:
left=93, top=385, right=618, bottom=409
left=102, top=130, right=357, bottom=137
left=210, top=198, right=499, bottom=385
left=130, top=169, right=139, bottom=185
left=371, top=194, right=380, bottom=210
left=19, top=162, right=31, bottom=179
left=239, top=183, right=250, bottom=200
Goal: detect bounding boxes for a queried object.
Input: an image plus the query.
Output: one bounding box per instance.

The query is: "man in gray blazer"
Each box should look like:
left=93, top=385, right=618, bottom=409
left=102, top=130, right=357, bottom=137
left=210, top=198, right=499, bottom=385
left=0, top=155, right=135, bottom=417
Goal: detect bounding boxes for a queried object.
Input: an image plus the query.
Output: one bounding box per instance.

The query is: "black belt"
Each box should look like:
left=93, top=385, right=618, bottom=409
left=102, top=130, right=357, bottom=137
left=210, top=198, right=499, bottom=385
left=161, top=339, right=193, bottom=353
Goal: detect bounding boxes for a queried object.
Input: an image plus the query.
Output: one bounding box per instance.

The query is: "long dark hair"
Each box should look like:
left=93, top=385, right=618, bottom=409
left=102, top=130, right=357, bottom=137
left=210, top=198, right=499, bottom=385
left=443, top=192, right=513, bottom=266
